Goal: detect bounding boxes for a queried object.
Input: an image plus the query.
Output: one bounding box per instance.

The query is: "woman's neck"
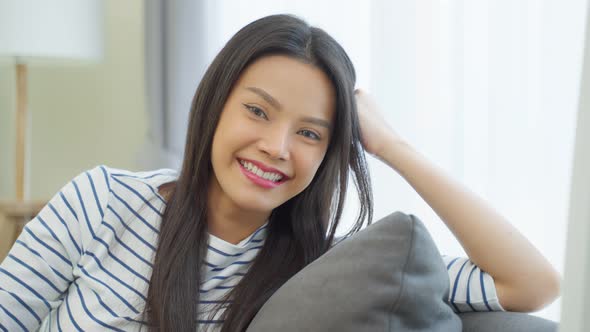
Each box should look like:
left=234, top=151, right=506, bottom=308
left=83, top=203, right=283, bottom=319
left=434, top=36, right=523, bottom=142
left=158, top=181, right=269, bottom=245
left=207, top=183, right=270, bottom=245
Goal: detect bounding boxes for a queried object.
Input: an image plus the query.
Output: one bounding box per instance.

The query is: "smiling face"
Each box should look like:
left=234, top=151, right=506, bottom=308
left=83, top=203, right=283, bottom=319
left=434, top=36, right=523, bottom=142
left=209, top=55, right=336, bottom=215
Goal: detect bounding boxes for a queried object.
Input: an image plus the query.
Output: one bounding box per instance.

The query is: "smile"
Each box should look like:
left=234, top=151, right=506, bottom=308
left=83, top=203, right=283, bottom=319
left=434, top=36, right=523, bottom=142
left=237, top=159, right=288, bottom=189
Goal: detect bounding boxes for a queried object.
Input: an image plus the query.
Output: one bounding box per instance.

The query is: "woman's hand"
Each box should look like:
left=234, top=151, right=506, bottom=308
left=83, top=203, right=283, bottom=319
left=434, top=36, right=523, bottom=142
left=354, top=89, right=404, bottom=158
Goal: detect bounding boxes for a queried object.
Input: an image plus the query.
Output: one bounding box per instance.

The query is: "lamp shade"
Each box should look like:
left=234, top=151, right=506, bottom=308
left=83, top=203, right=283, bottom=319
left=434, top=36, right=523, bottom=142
left=0, top=0, right=103, bottom=61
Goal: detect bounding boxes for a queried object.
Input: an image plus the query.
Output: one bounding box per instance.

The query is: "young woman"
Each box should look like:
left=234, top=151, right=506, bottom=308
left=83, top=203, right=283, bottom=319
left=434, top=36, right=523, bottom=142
left=0, top=14, right=560, bottom=331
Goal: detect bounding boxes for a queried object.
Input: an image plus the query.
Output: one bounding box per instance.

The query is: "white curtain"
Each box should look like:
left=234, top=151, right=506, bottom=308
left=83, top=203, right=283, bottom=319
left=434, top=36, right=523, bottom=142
left=366, top=0, right=586, bottom=322
left=143, top=0, right=588, bottom=321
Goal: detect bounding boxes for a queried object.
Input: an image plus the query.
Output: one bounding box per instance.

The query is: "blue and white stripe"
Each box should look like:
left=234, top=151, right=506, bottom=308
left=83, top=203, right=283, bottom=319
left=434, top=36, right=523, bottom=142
left=0, top=166, right=267, bottom=331
left=443, top=255, right=505, bottom=313
left=0, top=165, right=502, bottom=331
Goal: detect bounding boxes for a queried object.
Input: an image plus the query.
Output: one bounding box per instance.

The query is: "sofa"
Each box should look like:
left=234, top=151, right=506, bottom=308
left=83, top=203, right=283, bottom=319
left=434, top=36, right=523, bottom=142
left=246, top=212, right=558, bottom=331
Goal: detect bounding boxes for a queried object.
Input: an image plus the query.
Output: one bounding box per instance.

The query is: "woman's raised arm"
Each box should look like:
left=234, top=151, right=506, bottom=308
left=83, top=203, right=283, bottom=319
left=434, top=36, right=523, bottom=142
left=354, top=89, right=561, bottom=312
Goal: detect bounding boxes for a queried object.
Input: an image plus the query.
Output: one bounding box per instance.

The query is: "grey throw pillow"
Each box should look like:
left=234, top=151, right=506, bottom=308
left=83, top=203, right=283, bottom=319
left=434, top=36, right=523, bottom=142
left=246, top=211, right=462, bottom=331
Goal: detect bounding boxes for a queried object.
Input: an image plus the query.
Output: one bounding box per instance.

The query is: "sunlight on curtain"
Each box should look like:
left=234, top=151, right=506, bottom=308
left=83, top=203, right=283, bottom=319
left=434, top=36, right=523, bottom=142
left=175, top=0, right=586, bottom=321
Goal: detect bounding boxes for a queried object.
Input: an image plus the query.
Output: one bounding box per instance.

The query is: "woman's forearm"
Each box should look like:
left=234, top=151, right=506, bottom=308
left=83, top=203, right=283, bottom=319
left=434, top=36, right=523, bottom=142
left=376, top=138, right=561, bottom=311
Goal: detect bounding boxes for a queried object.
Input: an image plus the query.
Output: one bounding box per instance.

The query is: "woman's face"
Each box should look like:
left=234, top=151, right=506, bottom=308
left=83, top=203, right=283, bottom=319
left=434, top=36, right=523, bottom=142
left=210, top=55, right=336, bottom=214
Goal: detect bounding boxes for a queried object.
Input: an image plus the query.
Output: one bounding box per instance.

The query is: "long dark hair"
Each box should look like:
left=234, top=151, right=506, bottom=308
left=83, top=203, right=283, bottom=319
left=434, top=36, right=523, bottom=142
left=145, top=14, right=373, bottom=331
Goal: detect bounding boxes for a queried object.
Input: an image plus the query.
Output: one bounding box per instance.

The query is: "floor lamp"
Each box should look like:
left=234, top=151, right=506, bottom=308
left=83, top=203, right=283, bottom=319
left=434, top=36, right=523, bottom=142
left=0, top=0, right=103, bottom=201
left=0, top=0, right=103, bottom=248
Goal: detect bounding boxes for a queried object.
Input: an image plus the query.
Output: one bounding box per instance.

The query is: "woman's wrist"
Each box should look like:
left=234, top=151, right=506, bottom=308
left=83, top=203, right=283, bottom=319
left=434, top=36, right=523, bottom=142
left=373, top=135, right=414, bottom=172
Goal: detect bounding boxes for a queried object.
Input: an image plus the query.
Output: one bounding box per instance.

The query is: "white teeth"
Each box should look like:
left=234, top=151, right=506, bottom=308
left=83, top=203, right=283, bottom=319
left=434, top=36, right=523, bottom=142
left=239, top=159, right=283, bottom=182
left=262, top=173, right=275, bottom=181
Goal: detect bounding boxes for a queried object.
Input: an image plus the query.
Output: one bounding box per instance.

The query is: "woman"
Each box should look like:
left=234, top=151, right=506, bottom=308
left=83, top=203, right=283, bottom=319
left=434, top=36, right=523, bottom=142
left=0, top=14, right=560, bottom=331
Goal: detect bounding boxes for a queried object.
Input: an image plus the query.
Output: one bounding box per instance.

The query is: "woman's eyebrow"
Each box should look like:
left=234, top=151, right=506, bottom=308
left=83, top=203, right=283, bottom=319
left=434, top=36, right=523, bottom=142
left=300, top=116, right=332, bottom=131
left=245, top=86, right=332, bottom=130
left=246, top=86, right=283, bottom=110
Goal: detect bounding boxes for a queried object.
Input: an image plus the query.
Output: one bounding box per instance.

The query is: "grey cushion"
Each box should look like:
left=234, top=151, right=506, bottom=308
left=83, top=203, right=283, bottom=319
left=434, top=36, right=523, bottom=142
left=246, top=211, right=462, bottom=331
left=459, top=311, right=558, bottom=332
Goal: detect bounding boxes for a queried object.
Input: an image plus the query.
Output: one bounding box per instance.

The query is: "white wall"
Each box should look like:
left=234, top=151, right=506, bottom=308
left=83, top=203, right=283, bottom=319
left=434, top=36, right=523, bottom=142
left=0, top=0, right=147, bottom=258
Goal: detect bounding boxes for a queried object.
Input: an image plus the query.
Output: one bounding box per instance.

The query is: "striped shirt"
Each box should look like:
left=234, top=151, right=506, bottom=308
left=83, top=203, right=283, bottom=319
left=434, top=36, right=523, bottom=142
left=0, top=165, right=503, bottom=331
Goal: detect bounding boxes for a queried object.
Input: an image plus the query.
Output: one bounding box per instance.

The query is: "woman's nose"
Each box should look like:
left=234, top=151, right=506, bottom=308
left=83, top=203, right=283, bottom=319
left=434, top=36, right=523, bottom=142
left=258, top=127, right=291, bottom=160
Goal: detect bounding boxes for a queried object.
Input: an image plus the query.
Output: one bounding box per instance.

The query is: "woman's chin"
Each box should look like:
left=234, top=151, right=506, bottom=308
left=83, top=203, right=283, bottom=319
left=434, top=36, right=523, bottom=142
left=232, top=195, right=279, bottom=215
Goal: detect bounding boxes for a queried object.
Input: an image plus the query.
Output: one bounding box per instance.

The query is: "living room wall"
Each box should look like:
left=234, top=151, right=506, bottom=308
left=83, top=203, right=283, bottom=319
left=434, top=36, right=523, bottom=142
left=0, top=0, right=147, bottom=255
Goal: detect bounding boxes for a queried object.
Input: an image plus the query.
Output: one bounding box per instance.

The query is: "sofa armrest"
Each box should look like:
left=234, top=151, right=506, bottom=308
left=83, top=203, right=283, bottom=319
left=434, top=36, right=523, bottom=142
left=459, top=311, right=558, bottom=332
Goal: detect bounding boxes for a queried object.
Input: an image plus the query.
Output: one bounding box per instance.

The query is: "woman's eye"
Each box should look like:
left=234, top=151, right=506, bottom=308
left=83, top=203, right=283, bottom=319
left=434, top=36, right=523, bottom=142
left=243, top=104, right=268, bottom=120
left=299, top=129, right=321, bottom=141
left=243, top=104, right=319, bottom=141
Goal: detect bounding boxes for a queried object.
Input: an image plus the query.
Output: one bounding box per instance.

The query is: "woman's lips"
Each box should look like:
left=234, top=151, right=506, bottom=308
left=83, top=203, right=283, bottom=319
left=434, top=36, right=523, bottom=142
left=238, top=158, right=290, bottom=179
left=237, top=159, right=286, bottom=189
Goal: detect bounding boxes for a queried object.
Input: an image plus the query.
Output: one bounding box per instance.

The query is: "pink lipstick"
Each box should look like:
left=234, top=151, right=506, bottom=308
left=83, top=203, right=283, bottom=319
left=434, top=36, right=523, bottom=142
left=237, top=159, right=288, bottom=189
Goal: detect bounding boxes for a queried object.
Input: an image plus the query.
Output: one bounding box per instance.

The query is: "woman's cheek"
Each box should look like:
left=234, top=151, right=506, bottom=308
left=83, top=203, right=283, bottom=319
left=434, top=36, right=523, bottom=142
left=295, top=148, right=321, bottom=176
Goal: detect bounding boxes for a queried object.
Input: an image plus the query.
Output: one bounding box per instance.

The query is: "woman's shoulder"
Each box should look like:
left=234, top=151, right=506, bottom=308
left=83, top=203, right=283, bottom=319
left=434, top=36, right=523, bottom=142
left=82, top=165, right=179, bottom=201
